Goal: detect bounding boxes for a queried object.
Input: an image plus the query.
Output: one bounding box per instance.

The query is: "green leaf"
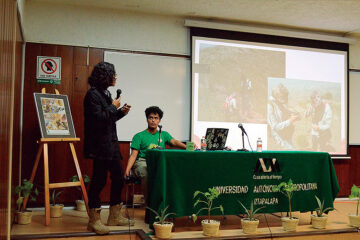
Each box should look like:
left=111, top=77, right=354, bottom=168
left=192, top=214, right=197, bottom=223
left=252, top=206, right=265, bottom=216
left=194, top=199, right=200, bottom=207
left=16, top=197, right=24, bottom=207
left=219, top=205, right=224, bottom=214
left=83, top=175, right=90, bottom=183
left=237, top=200, right=250, bottom=216
left=163, top=212, right=176, bottom=220
left=146, top=206, right=160, bottom=219
left=193, top=191, right=200, bottom=198
left=323, top=207, right=334, bottom=213
left=315, top=196, right=322, bottom=208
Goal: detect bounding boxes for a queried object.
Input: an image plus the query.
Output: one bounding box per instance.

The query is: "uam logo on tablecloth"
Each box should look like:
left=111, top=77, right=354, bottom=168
left=254, top=158, right=281, bottom=173
left=36, top=56, right=61, bottom=84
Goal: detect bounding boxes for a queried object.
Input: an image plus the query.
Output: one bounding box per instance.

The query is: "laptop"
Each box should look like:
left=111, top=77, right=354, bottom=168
left=205, top=128, right=229, bottom=150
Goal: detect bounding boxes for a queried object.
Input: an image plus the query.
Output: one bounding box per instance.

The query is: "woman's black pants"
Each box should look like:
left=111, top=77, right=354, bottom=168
left=88, top=144, right=124, bottom=209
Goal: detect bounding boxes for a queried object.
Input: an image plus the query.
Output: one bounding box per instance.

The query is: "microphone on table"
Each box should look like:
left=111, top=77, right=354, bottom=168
left=237, top=123, right=253, bottom=152
left=154, top=125, right=163, bottom=150
left=116, top=89, right=122, bottom=99
left=238, top=123, right=248, bottom=136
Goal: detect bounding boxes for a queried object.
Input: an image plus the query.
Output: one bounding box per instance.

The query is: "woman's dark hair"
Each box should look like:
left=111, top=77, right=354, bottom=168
left=88, top=61, right=116, bottom=90
left=145, top=106, right=163, bottom=119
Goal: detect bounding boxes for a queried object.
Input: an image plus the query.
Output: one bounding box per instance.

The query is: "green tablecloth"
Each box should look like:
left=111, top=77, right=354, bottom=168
left=146, top=150, right=339, bottom=225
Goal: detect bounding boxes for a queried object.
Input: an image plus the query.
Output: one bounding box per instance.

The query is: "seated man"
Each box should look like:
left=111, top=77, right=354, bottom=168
left=124, top=106, right=186, bottom=201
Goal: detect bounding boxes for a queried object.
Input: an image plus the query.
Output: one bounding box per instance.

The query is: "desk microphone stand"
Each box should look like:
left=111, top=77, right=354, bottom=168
left=237, top=131, right=249, bottom=152
left=154, top=125, right=163, bottom=150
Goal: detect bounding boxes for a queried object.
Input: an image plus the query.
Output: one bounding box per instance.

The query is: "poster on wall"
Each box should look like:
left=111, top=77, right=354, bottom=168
left=33, top=93, right=76, bottom=138
left=36, top=56, right=61, bottom=84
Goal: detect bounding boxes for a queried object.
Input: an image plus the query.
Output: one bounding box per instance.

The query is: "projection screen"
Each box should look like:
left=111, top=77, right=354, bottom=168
left=191, top=31, right=348, bottom=155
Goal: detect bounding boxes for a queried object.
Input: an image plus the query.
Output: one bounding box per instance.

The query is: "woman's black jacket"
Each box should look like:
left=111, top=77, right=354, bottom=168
left=83, top=87, right=125, bottom=160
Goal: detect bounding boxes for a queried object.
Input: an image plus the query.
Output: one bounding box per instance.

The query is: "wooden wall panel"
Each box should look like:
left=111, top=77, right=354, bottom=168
left=0, top=0, right=17, bottom=239
left=11, top=6, right=24, bottom=225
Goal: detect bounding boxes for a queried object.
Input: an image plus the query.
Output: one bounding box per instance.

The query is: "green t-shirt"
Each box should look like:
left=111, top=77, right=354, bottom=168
left=131, top=129, right=173, bottom=159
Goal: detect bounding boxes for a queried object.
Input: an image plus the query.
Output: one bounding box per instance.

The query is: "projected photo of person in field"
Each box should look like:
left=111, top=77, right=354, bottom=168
left=305, top=91, right=334, bottom=152
left=197, top=44, right=285, bottom=124
left=268, top=83, right=300, bottom=150
left=223, top=77, right=252, bottom=122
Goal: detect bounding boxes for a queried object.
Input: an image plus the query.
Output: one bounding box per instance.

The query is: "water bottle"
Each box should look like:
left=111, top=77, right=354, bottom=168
left=201, top=136, right=207, bottom=151
left=256, top=137, right=262, bottom=152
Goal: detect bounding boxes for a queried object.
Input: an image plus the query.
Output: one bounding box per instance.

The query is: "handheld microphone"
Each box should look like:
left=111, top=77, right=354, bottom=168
left=158, top=125, right=162, bottom=130
left=238, top=123, right=247, bottom=135
left=116, top=89, right=122, bottom=99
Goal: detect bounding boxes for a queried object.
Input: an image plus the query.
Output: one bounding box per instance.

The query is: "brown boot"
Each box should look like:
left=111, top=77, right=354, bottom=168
left=107, top=203, right=135, bottom=226
left=87, top=208, right=110, bottom=235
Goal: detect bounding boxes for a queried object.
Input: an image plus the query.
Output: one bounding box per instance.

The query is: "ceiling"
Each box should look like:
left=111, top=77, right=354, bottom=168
left=33, top=0, right=360, bottom=36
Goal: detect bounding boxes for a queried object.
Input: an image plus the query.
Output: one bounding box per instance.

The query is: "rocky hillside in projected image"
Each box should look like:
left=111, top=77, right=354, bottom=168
left=197, top=44, right=285, bottom=124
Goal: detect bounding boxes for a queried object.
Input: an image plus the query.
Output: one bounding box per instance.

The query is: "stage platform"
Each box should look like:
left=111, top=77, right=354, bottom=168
left=11, top=200, right=360, bottom=240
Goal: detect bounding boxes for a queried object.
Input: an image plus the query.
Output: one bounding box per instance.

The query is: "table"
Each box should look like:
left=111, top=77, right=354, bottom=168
left=146, top=150, right=339, bottom=225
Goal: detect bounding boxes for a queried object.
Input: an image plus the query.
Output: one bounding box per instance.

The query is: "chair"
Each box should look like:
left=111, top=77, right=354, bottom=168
left=124, top=166, right=143, bottom=220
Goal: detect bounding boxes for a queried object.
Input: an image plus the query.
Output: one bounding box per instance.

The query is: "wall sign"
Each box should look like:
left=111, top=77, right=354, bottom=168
left=36, top=56, right=61, bottom=84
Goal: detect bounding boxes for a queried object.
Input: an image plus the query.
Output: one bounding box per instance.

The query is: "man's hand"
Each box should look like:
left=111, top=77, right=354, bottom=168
left=124, top=168, right=131, bottom=178
left=121, top=104, right=131, bottom=115
left=112, top=97, right=121, bottom=109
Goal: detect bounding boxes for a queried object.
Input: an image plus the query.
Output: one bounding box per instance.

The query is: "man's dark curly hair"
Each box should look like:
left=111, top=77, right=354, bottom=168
left=88, top=61, right=116, bottom=90
left=145, top=106, right=163, bottom=119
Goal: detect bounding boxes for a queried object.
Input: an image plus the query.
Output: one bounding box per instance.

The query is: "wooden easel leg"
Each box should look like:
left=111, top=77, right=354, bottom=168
left=43, top=143, right=50, bottom=226
left=23, top=144, right=43, bottom=210
left=69, top=142, right=90, bottom=215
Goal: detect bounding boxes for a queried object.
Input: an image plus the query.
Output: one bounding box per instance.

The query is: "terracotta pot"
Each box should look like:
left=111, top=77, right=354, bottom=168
left=16, top=211, right=32, bottom=225
left=201, top=219, right=220, bottom=237
left=349, top=214, right=360, bottom=227
left=281, top=217, right=299, bottom=232
left=76, top=200, right=86, bottom=211
left=50, top=204, right=64, bottom=218
left=241, top=218, right=259, bottom=234
left=153, top=222, right=173, bottom=239
left=311, top=214, right=328, bottom=229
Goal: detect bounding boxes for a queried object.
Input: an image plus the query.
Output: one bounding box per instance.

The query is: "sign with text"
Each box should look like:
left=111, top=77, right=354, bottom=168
left=36, top=56, right=61, bottom=84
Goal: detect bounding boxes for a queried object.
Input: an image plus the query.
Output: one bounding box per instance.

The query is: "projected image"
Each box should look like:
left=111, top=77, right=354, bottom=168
left=197, top=44, right=285, bottom=124
left=267, top=78, right=341, bottom=153
left=192, top=37, right=347, bottom=155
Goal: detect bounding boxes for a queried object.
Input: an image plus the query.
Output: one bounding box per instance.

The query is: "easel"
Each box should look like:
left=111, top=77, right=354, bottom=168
left=23, top=88, right=89, bottom=226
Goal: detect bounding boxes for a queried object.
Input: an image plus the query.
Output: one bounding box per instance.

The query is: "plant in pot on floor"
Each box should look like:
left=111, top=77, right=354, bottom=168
left=237, top=200, right=265, bottom=234
left=69, top=174, right=90, bottom=211
left=273, top=179, right=298, bottom=232
left=50, top=189, right=64, bottom=218
left=15, top=179, right=39, bottom=225
left=349, top=184, right=360, bottom=227
left=311, top=195, right=334, bottom=229
left=192, top=187, right=224, bottom=237
left=146, top=205, right=175, bottom=239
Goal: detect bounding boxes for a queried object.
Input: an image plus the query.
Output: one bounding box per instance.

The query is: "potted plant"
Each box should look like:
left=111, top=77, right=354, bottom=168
left=192, top=187, right=224, bottom=237
left=146, top=205, right=175, bottom=239
left=273, top=179, right=299, bottom=232
left=311, top=195, right=334, bottom=229
left=69, top=174, right=90, bottom=211
left=14, top=179, right=38, bottom=225
left=237, top=200, right=265, bottom=234
left=349, top=184, right=360, bottom=227
left=50, top=189, right=64, bottom=218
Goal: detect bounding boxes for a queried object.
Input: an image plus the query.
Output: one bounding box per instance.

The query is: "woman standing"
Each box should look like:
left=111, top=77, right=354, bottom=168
left=84, top=62, right=132, bottom=234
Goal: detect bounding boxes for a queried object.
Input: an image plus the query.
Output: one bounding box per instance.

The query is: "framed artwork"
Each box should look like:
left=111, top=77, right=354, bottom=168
left=34, top=93, right=76, bottom=138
